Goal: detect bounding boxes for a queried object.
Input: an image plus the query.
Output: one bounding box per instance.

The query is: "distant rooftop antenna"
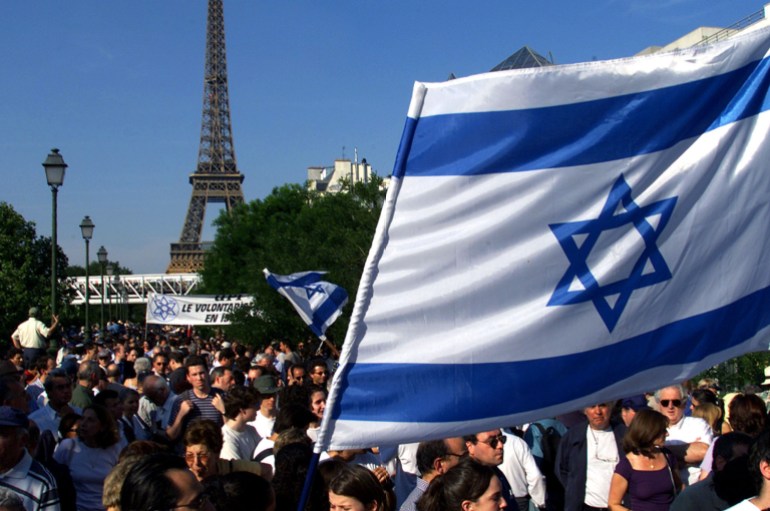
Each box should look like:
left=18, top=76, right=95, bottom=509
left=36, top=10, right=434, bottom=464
left=354, top=147, right=359, bottom=164
left=342, top=145, right=346, bottom=160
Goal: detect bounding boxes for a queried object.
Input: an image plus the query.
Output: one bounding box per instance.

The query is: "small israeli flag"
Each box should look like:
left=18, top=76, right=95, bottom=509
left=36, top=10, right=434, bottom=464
left=264, top=269, right=348, bottom=340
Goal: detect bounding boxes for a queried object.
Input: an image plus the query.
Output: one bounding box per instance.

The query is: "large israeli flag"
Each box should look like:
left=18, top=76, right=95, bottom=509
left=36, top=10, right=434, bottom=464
left=317, top=26, right=770, bottom=450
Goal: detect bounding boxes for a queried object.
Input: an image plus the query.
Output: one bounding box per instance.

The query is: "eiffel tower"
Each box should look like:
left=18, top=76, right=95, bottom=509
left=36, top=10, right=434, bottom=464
left=167, top=0, right=245, bottom=274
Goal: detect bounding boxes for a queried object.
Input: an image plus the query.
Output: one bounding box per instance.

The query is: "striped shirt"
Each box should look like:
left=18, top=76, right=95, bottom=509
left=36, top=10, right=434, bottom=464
left=169, top=388, right=224, bottom=429
left=0, top=451, right=60, bottom=511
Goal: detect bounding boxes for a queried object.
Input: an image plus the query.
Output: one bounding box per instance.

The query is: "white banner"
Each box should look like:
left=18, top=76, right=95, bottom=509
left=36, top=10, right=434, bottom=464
left=145, top=293, right=253, bottom=325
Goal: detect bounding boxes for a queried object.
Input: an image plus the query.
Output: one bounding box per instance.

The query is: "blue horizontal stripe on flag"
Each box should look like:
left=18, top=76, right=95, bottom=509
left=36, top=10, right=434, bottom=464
left=310, top=287, right=348, bottom=337
left=396, top=56, right=770, bottom=178
left=330, top=283, right=770, bottom=423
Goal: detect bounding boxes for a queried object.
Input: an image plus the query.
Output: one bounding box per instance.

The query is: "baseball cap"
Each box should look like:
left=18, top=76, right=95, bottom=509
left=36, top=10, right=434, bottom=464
left=621, top=394, right=649, bottom=412
left=0, top=406, right=28, bottom=428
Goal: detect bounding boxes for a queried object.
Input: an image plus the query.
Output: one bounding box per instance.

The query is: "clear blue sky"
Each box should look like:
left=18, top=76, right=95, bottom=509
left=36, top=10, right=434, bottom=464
left=0, top=1, right=760, bottom=274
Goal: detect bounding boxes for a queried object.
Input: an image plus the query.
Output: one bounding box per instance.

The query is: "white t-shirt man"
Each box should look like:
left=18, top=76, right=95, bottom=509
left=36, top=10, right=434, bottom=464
left=221, top=423, right=260, bottom=461
left=249, top=410, right=275, bottom=439
left=584, top=427, right=619, bottom=508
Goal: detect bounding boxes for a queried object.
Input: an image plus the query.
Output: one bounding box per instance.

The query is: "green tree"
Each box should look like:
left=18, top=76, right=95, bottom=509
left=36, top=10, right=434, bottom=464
left=696, top=351, right=770, bottom=392
left=0, top=202, right=69, bottom=340
left=200, top=177, right=386, bottom=346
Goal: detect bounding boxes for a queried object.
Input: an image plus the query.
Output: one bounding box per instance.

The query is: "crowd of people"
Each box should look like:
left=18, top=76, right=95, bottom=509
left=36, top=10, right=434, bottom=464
left=4, top=306, right=770, bottom=511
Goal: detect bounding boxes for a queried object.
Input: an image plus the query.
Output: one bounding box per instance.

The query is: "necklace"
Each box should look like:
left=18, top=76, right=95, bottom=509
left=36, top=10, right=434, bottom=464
left=588, top=427, right=618, bottom=463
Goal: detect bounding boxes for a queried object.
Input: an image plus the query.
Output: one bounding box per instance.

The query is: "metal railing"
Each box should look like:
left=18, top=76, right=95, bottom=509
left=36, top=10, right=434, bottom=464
left=69, top=273, right=201, bottom=305
left=697, top=7, right=766, bottom=46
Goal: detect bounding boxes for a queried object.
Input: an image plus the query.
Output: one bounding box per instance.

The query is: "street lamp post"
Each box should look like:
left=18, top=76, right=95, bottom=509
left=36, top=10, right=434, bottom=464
left=106, top=264, right=114, bottom=320
left=97, top=246, right=107, bottom=339
left=42, top=149, right=67, bottom=316
left=113, top=271, right=121, bottom=322
left=80, top=216, right=95, bottom=341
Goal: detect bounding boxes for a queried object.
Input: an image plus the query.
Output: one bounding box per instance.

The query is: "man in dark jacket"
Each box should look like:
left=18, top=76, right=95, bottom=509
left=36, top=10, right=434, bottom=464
left=556, top=402, right=625, bottom=511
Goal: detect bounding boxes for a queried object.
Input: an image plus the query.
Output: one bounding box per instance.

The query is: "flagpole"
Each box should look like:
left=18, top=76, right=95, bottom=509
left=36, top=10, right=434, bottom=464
left=296, top=451, right=321, bottom=511
left=313, top=336, right=326, bottom=357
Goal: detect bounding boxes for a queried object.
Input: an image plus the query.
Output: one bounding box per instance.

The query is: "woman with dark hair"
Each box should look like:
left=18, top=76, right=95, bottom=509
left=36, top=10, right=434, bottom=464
left=727, top=394, right=767, bottom=437
left=416, top=458, right=505, bottom=511
left=329, top=464, right=390, bottom=511
left=699, top=393, right=767, bottom=480
left=689, top=388, right=719, bottom=411
left=306, top=385, right=327, bottom=442
left=608, top=408, right=681, bottom=511
left=689, top=388, right=723, bottom=433
left=54, top=404, right=122, bottom=511
left=120, top=452, right=215, bottom=511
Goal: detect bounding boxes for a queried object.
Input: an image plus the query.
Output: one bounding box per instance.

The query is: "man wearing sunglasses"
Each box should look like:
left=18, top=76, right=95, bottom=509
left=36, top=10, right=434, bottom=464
left=465, top=430, right=517, bottom=509
left=656, top=384, right=713, bottom=486
left=556, top=402, right=626, bottom=511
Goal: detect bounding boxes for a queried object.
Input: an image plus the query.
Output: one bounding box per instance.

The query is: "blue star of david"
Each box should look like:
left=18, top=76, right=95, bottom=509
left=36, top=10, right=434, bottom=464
left=548, top=175, right=678, bottom=332
left=151, top=295, right=178, bottom=322
left=304, top=284, right=326, bottom=299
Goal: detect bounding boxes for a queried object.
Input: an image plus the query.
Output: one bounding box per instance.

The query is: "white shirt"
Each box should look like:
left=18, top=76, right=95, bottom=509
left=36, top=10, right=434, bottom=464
left=221, top=424, right=260, bottom=461
left=725, top=498, right=761, bottom=511
left=665, top=416, right=713, bottom=486
left=584, top=427, right=619, bottom=508
left=29, top=404, right=82, bottom=439
left=12, top=317, right=50, bottom=349
left=248, top=411, right=275, bottom=439
left=252, top=438, right=275, bottom=472
left=54, top=438, right=121, bottom=511
left=500, top=431, right=546, bottom=507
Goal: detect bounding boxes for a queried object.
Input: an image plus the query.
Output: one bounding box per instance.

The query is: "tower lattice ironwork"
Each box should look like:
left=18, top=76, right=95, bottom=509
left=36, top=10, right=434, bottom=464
left=167, top=0, right=244, bottom=274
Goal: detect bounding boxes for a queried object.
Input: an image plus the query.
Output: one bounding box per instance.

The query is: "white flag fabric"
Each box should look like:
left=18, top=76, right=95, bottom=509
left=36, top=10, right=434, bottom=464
left=264, top=269, right=348, bottom=340
left=145, top=293, right=252, bottom=326
left=318, top=27, right=770, bottom=450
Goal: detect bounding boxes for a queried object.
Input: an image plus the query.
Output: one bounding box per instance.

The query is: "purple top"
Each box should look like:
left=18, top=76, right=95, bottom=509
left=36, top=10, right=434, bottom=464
left=614, top=452, right=677, bottom=511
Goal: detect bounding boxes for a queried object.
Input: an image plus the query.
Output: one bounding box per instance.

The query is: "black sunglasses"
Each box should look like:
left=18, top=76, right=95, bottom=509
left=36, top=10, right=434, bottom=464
left=480, top=435, right=507, bottom=449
